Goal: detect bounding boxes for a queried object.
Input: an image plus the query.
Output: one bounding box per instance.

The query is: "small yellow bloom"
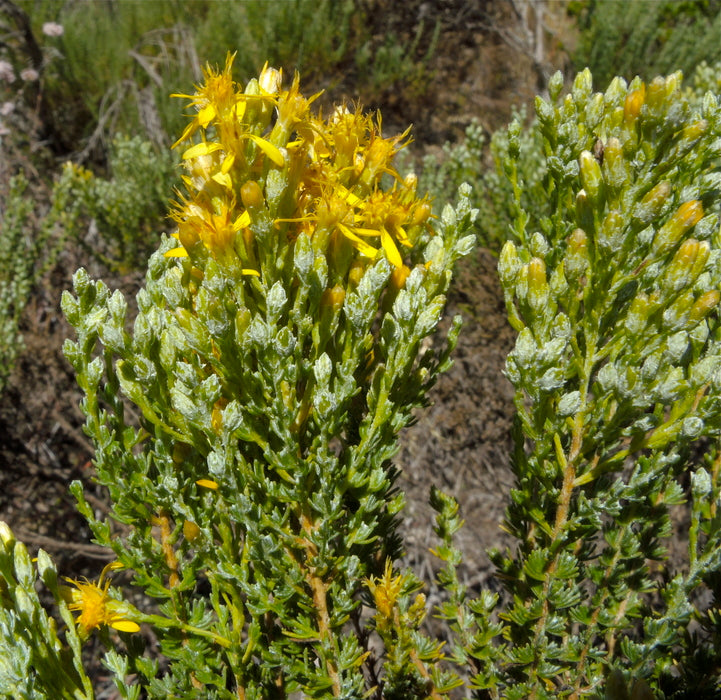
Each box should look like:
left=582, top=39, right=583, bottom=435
left=367, top=560, right=403, bottom=619
left=62, top=563, right=140, bottom=634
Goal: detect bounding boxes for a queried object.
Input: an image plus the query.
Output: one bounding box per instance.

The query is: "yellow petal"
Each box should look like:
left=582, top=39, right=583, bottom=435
left=349, top=226, right=381, bottom=238
left=233, top=99, right=247, bottom=121
left=221, top=154, right=235, bottom=174
left=337, top=224, right=379, bottom=258
left=196, top=478, right=219, bottom=490
left=246, top=134, right=285, bottom=167
left=183, top=142, right=223, bottom=160
left=336, top=185, right=362, bottom=207
left=110, top=620, right=140, bottom=633
left=393, top=224, right=411, bottom=247
left=198, top=103, right=216, bottom=128
left=212, top=172, right=233, bottom=189
left=164, top=247, right=189, bottom=258
left=380, top=228, right=402, bottom=268
left=232, top=210, right=251, bottom=231
left=172, top=120, right=199, bottom=149
left=242, top=268, right=261, bottom=277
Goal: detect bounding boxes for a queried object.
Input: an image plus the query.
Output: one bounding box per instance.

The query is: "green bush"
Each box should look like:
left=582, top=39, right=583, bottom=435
left=0, top=173, right=78, bottom=394
left=63, top=135, right=179, bottom=272
left=0, top=176, right=35, bottom=393
left=570, top=0, right=721, bottom=90
left=417, top=110, right=547, bottom=252
left=9, top=0, right=432, bottom=151
left=3, top=62, right=721, bottom=698
left=690, top=59, right=721, bottom=100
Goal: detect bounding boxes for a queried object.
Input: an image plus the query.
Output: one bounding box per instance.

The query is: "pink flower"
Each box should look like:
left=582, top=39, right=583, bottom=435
left=0, top=61, right=15, bottom=83
left=42, top=22, right=64, bottom=37
left=0, top=102, right=15, bottom=116
left=20, top=68, right=39, bottom=82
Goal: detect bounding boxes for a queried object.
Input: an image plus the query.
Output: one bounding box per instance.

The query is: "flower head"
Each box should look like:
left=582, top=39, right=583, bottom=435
left=62, top=562, right=140, bottom=635
left=166, top=60, right=429, bottom=277
left=0, top=61, right=15, bottom=83
left=42, top=22, right=64, bottom=37
left=20, top=68, right=39, bottom=82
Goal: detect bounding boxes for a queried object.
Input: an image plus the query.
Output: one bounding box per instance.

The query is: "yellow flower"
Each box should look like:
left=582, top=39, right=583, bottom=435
left=165, top=60, right=429, bottom=276
left=367, top=559, right=403, bottom=620
left=62, top=563, right=140, bottom=635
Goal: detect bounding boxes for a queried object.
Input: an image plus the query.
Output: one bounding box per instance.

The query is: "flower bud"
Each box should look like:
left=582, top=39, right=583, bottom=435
left=689, top=290, right=720, bottom=323
left=550, top=264, right=568, bottom=297
left=565, top=228, right=589, bottom=280
left=240, top=180, right=264, bottom=210
left=321, top=284, right=345, bottom=313
left=212, top=401, right=224, bottom=433
left=579, top=150, right=603, bottom=204
left=625, top=293, right=650, bottom=336
left=348, top=260, right=365, bottom=288
left=623, top=85, right=645, bottom=122
left=0, top=521, right=15, bottom=548
left=183, top=520, right=201, bottom=542
left=535, top=95, right=554, bottom=127
left=403, top=172, right=418, bottom=191
left=605, top=76, right=627, bottom=105
left=665, top=72, right=682, bottom=98
left=529, top=232, right=549, bottom=259
left=635, top=181, right=671, bottom=226
left=602, top=137, right=627, bottom=190
left=172, top=441, right=192, bottom=464
left=692, top=466, right=712, bottom=497
left=571, top=68, right=592, bottom=105
left=409, top=200, right=432, bottom=227
left=548, top=70, right=564, bottom=101
left=681, top=119, right=708, bottom=144
left=498, top=240, right=521, bottom=288
left=663, top=290, right=695, bottom=330
left=662, top=238, right=701, bottom=292
left=390, top=264, right=411, bottom=291
left=575, top=189, right=593, bottom=231
left=258, top=64, right=282, bottom=94
left=645, top=76, right=667, bottom=116
left=653, top=200, right=704, bottom=255
left=527, top=257, right=548, bottom=312
left=599, top=210, right=625, bottom=250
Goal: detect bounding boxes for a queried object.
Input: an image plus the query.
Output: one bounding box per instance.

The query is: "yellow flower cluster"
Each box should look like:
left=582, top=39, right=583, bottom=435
left=166, top=54, right=431, bottom=278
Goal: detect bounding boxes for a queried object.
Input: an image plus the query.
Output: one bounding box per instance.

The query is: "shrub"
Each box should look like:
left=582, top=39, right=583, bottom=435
left=417, top=109, right=547, bottom=252
left=0, top=175, right=36, bottom=394
left=63, top=135, right=179, bottom=272
left=8, top=0, right=433, bottom=152
left=570, top=0, right=721, bottom=90
left=0, top=172, right=78, bottom=395
left=2, top=62, right=721, bottom=698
